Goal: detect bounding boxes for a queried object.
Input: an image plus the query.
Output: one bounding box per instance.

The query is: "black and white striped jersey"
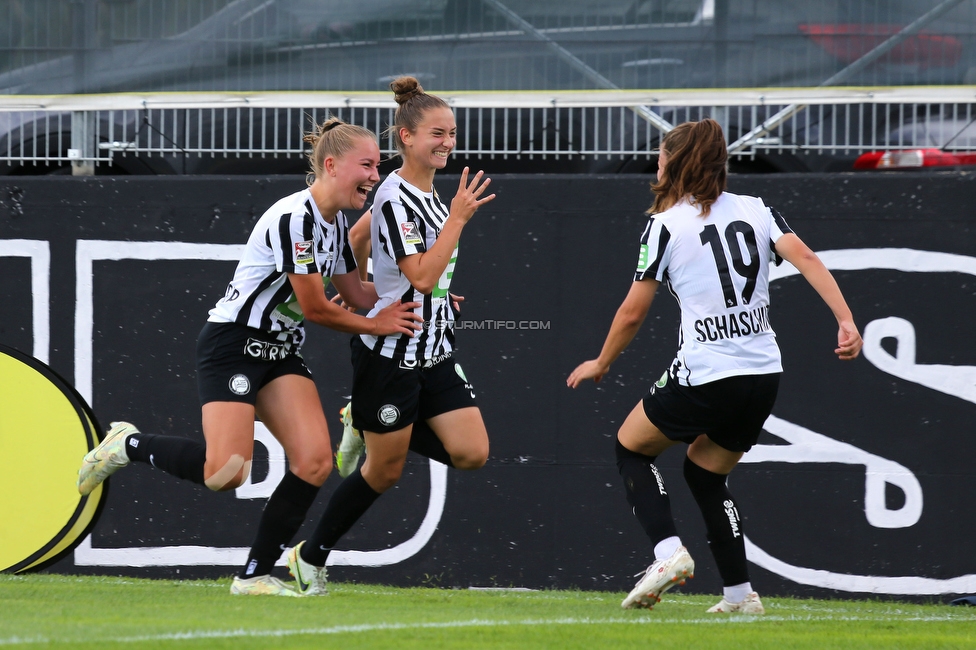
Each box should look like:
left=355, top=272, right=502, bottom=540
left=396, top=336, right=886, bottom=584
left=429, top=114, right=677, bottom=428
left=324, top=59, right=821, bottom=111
left=635, top=192, right=793, bottom=386
left=360, top=171, right=457, bottom=361
left=208, top=188, right=356, bottom=348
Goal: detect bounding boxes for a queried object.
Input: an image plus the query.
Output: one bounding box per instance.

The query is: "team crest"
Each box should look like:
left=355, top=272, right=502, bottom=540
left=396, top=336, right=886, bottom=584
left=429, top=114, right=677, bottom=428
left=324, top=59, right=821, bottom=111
left=229, top=374, right=251, bottom=395
left=294, top=240, right=314, bottom=265
left=378, top=404, right=400, bottom=426
left=400, top=221, right=423, bottom=246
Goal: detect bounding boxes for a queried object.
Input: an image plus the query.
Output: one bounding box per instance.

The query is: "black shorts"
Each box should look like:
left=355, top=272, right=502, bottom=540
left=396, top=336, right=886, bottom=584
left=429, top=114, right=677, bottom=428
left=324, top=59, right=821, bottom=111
left=350, top=337, right=477, bottom=433
left=196, top=321, right=312, bottom=406
left=642, top=371, right=780, bottom=453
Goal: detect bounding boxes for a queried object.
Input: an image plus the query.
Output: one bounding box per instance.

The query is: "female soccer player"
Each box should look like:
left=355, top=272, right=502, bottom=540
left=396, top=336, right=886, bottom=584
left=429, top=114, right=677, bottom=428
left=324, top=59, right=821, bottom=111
left=285, top=77, right=495, bottom=595
left=568, top=119, right=862, bottom=613
left=76, top=118, right=422, bottom=596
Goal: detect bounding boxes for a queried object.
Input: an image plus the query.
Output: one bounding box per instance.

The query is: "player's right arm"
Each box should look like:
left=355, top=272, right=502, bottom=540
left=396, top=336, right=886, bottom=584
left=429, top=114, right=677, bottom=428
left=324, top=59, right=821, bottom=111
left=289, top=272, right=421, bottom=336
left=774, top=233, right=862, bottom=360
left=567, top=278, right=659, bottom=388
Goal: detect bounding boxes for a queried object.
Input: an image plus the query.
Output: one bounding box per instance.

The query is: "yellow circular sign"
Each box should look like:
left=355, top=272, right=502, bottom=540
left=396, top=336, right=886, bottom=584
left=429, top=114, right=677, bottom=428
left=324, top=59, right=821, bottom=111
left=0, top=344, right=106, bottom=573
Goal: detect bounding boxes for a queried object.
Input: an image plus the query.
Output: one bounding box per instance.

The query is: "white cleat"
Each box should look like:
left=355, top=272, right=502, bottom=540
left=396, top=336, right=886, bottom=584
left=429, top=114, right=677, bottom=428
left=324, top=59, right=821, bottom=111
left=621, top=546, right=695, bottom=610
left=335, top=401, right=364, bottom=478
left=230, top=575, right=301, bottom=597
left=707, top=591, right=765, bottom=614
left=77, top=421, right=139, bottom=496
left=286, top=541, right=329, bottom=596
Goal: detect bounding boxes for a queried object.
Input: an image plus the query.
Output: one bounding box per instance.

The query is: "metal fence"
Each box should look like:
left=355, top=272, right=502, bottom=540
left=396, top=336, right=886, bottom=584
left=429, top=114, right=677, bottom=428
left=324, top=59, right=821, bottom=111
left=1, top=88, right=975, bottom=173
left=2, top=1, right=975, bottom=95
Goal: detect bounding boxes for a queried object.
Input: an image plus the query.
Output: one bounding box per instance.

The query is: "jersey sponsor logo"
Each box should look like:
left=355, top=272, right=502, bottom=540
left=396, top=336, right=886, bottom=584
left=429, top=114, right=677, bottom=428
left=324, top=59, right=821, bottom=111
left=398, top=351, right=453, bottom=370
left=432, top=246, right=458, bottom=299
left=244, top=337, right=291, bottom=361
left=294, top=240, right=314, bottom=266
left=400, top=221, right=423, bottom=246
left=694, top=305, right=771, bottom=342
left=377, top=404, right=400, bottom=426
left=228, top=374, right=251, bottom=395
left=271, top=297, right=305, bottom=328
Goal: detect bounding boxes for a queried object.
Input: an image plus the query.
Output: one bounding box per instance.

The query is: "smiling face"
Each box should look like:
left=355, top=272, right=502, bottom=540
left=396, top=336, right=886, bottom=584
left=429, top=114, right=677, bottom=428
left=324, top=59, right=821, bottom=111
left=325, top=136, right=381, bottom=211
left=401, top=106, right=456, bottom=171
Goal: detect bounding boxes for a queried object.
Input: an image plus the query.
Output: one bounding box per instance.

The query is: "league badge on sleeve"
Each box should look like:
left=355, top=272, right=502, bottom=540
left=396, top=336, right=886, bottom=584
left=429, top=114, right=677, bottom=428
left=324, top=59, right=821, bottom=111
left=294, top=241, right=314, bottom=266
left=400, top=221, right=424, bottom=246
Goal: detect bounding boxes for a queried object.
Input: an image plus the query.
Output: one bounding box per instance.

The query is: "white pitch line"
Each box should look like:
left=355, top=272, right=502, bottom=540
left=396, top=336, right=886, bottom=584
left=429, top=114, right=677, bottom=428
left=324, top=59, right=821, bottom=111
left=1, top=613, right=972, bottom=646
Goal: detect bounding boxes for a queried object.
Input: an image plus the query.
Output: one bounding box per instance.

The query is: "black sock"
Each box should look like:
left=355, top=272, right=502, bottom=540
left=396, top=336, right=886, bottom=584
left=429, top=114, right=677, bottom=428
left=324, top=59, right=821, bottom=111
left=239, top=471, right=320, bottom=579
left=615, top=437, right=678, bottom=544
left=126, top=433, right=206, bottom=485
left=683, top=455, right=749, bottom=586
left=301, top=468, right=381, bottom=567
left=408, top=420, right=454, bottom=467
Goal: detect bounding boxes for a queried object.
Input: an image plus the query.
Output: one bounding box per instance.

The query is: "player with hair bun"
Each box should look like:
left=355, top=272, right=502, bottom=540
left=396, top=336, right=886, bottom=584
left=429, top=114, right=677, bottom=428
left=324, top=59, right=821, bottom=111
left=286, top=77, right=495, bottom=596
left=569, top=118, right=862, bottom=613
left=76, top=118, right=421, bottom=596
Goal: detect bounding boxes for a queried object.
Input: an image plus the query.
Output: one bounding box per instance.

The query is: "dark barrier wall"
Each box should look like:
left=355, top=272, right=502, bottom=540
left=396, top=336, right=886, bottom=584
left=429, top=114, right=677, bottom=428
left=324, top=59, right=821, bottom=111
left=1, top=172, right=975, bottom=599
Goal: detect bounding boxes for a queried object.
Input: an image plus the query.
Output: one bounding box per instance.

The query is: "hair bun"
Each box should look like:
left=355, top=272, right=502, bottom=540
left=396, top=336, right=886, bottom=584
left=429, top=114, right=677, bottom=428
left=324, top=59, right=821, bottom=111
left=391, top=76, right=424, bottom=105
left=303, top=116, right=346, bottom=145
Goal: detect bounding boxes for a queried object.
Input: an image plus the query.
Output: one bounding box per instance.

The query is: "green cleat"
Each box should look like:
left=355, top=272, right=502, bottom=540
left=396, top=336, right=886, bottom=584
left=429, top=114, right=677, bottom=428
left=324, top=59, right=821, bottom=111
left=286, top=541, right=328, bottom=596
left=77, top=421, right=138, bottom=496
left=230, top=575, right=301, bottom=597
left=335, top=401, right=364, bottom=478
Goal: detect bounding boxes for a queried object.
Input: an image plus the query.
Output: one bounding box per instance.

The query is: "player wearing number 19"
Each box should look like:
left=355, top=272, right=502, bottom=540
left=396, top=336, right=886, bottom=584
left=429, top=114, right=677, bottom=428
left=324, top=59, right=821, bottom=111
left=567, top=119, right=862, bottom=613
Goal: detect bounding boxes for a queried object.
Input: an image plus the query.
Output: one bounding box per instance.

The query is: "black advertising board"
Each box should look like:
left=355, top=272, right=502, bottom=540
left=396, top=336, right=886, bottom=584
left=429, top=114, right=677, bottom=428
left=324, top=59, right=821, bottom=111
left=1, top=172, right=973, bottom=599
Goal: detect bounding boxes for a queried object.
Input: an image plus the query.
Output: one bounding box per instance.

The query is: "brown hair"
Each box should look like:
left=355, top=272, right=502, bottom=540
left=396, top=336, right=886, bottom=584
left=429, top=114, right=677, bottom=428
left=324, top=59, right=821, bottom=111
left=303, top=117, right=376, bottom=186
left=649, top=118, right=728, bottom=217
left=388, top=76, right=450, bottom=155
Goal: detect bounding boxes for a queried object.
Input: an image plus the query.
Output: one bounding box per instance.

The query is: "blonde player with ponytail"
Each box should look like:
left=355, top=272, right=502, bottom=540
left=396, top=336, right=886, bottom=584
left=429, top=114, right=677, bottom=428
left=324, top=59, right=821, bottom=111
left=77, top=118, right=421, bottom=596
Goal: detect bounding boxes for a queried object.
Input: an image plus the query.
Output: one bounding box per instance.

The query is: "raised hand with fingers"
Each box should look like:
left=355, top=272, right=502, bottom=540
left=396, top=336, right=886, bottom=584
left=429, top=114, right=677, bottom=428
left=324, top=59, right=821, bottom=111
left=449, top=167, right=495, bottom=224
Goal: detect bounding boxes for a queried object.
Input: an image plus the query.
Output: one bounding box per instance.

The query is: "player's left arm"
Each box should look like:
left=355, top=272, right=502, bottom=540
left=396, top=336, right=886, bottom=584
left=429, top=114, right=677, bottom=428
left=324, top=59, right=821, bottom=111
left=331, top=271, right=380, bottom=312
left=774, top=232, right=862, bottom=360
left=567, top=278, right=659, bottom=387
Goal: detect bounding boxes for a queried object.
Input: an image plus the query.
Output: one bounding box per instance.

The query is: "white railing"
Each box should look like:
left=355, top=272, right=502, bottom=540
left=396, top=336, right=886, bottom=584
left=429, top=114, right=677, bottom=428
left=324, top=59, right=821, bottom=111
left=1, top=87, right=975, bottom=171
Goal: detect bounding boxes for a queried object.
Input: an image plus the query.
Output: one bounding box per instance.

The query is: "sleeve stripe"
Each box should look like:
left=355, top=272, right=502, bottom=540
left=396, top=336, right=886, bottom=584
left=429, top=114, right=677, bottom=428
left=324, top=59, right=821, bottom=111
left=636, top=219, right=670, bottom=281
left=646, top=223, right=670, bottom=278
left=277, top=212, right=295, bottom=273
left=381, top=201, right=408, bottom=259
left=301, top=204, right=318, bottom=274
left=769, top=206, right=793, bottom=236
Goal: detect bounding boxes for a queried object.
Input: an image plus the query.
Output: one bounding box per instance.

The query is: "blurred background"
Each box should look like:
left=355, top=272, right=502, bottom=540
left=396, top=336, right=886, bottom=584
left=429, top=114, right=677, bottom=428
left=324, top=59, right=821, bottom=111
left=2, top=1, right=976, bottom=174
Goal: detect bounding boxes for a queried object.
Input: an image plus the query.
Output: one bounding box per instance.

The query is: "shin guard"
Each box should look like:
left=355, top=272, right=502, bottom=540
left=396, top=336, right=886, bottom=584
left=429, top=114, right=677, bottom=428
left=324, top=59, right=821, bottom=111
left=683, top=456, right=749, bottom=586
left=615, top=438, right=678, bottom=545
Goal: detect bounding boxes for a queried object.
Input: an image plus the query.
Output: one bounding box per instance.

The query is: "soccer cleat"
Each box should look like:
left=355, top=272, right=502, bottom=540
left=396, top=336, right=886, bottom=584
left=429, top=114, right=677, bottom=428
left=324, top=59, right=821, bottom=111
left=230, top=575, right=301, bottom=597
left=286, top=541, right=328, bottom=596
left=77, top=421, right=139, bottom=496
left=707, top=591, right=765, bottom=614
left=335, top=401, right=365, bottom=478
left=621, top=545, right=695, bottom=610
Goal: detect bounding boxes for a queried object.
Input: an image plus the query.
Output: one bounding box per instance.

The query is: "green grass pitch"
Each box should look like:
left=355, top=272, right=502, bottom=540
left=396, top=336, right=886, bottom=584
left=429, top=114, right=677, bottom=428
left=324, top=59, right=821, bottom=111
left=1, top=574, right=974, bottom=648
